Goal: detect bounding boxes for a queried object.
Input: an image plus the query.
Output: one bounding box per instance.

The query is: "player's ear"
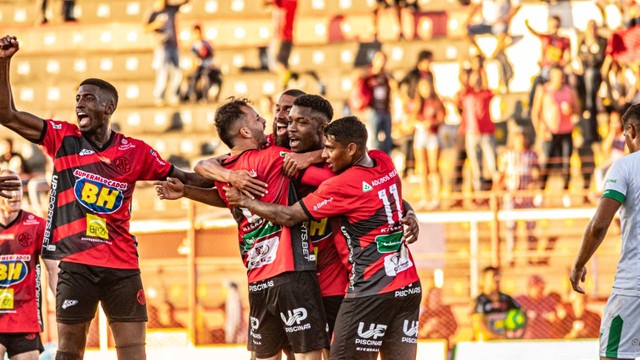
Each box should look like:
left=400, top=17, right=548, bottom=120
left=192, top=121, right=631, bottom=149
left=104, top=100, right=115, bottom=116
left=347, top=142, right=357, bottom=156
left=239, top=126, right=251, bottom=139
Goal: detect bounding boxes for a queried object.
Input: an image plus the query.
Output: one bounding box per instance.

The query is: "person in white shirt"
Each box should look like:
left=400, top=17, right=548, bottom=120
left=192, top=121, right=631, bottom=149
left=571, top=103, right=640, bottom=360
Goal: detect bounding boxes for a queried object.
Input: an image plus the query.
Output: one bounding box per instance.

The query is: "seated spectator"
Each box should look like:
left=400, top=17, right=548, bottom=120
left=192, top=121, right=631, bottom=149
left=515, top=275, right=557, bottom=339
left=182, top=24, right=222, bottom=103
left=418, top=287, right=458, bottom=346
left=471, top=266, right=524, bottom=340
left=562, top=292, right=601, bottom=339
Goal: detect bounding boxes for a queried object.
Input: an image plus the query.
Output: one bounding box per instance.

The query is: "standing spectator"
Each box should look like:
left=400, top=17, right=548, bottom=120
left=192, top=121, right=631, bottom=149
left=145, top=0, right=189, bottom=106
left=459, top=70, right=496, bottom=197
left=576, top=19, right=607, bottom=202
left=471, top=266, right=523, bottom=340
left=39, top=0, right=77, bottom=24
left=525, top=15, right=571, bottom=111
left=494, top=127, right=539, bottom=266
left=466, top=0, right=521, bottom=93
left=411, top=77, right=445, bottom=210
left=531, top=66, right=579, bottom=207
left=265, top=0, right=298, bottom=88
left=418, top=287, right=458, bottom=346
left=182, top=24, right=222, bottom=103
left=224, top=282, right=244, bottom=344
left=515, top=275, right=556, bottom=339
left=0, top=138, right=27, bottom=177
left=362, top=50, right=396, bottom=154
left=397, top=50, right=435, bottom=178
left=372, top=0, right=420, bottom=41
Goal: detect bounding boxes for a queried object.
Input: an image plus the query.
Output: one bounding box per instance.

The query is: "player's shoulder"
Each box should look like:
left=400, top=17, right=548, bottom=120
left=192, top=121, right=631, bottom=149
left=47, top=120, right=81, bottom=135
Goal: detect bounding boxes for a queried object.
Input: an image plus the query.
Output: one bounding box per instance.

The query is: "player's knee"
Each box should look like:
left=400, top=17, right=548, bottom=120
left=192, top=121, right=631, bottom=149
left=55, top=351, right=82, bottom=360
left=115, top=342, right=146, bottom=349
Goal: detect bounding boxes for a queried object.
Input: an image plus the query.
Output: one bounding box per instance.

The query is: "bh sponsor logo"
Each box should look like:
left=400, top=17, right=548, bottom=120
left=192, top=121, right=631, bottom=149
left=355, top=322, right=387, bottom=347
left=0, top=260, right=28, bottom=287
left=280, top=308, right=311, bottom=333
left=402, top=320, right=418, bottom=343
left=74, top=171, right=125, bottom=214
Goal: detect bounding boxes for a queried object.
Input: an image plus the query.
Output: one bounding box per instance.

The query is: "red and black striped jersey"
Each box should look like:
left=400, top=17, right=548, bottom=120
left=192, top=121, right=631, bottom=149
left=38, top=120, right=173, bottom=269
left=300, top=150, right=420, bottom=298
left=214, top=146, right=316, bottom=283
left=0, top=210, right=45, bottom=333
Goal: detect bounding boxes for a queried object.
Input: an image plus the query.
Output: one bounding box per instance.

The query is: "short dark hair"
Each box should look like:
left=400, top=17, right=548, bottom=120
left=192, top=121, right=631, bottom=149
left=324, top=116, right=367, bottom=150
left=215, top=97, right=252, bottom=149
left=622, top=103, right=640, bottom=129
left=550, top=15, right=562, bottom=25
left=293, top=94, right=333, bottom=122
left=79, top=78, right=118, bottom=109
left=281, top=89, right=306, bottom=98
left=482, top=266, right=499, bottom=275
left=418, top=50, right=433, bottom=62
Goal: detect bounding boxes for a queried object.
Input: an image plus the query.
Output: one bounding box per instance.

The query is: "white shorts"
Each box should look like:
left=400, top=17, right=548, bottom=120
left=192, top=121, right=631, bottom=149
left=600, top=293, right=640, bottom=359
left=414, top=125, right=439, bottom=150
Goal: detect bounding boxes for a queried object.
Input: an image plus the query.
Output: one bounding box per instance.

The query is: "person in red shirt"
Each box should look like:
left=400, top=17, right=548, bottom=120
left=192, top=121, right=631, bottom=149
left=0, top=170, right=58, bottom=360
left=525, top=15, right=571, bottom=111
left=0, top=35, right=213, bottom=360
left=225, top=116, right=421, bottom=360
left=458, top=70, right=496, bottom=195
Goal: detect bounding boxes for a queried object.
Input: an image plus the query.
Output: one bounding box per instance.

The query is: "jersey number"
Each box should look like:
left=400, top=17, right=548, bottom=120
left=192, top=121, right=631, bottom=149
left=377, top=184, right=403, bottom=224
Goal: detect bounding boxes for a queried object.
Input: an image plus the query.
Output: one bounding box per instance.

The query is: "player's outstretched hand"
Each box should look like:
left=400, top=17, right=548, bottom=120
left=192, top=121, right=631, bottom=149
left=229, top=170, right=267, bottom=200
left=569, top=265, right=587, bottom=294
left=153, top=177, right=185, bottom=200
left=283, top=152, right=312, bottom=178
left=0, top=35, right=19, bottom=58
left=0, top=175, right=21, bottom=198
left=223, top=186, right=249, bottom=207
left=400, top=211, right=419, bottom=244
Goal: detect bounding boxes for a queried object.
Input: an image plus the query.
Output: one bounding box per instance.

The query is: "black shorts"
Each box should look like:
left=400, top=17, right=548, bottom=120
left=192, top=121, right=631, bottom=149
left=270, top=39, right=293, bottom=68
left=0, top=333, right=44, bottom=357
left=247, top=271, right=329, bottom=358
left=330, top=282, right=421, bottom=360
left=56, top=262, right=148, bottom=324
left=323, top=295, right=343, bottom=340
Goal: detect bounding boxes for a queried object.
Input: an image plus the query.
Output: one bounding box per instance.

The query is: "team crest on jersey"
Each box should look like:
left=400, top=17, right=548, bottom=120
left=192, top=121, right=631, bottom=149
left=17, top=233, right=33, bottom=247
left=114, top=157, right=131, bottom=174
left=74, top=170, right=126, bottom=214
left=0, top=260, right=28, bottom=287
left=0, top=289, right=14, bottom=309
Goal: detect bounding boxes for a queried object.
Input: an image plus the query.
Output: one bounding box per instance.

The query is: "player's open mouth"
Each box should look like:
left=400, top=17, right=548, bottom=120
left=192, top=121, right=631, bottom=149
left=276, top=123, right=287, bottom=135
left=77, top=112, right=91, bottom=127
left=289, top=138, right=300, bottom=148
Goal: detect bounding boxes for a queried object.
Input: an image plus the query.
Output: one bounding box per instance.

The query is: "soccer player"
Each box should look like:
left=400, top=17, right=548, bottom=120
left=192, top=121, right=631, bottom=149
left=225, top=116, right=422, bottom=360
left=0, top=169, right=58, bottom=360
left=571, top=103, right=640, bottom=360
left=0, top=35, right=212, bottom=360
left=162, top=98, right=330, bottom=360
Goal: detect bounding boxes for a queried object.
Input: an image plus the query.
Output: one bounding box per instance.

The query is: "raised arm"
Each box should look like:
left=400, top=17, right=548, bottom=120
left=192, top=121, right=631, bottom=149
left=0, top=36, right=46, bottom=143
left=224, top=186, right=310, bottom=227
left=169, top=167, right=216, bottom=188
left=154, top=177, right=226, bottom=208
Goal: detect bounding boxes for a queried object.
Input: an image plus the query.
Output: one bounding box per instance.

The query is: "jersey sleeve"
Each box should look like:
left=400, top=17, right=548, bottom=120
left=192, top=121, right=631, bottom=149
left=38, top=120, right=76, bottom=158
left=298, top=164, right=333, bottom=187
left=602, top=159, right=628, bottom=204
left=299, top=176, right=355, bottom=221
left=138, top=142, right=174, bottom=181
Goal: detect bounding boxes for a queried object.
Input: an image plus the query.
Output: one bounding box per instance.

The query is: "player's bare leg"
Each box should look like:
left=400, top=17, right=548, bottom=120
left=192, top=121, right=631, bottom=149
left=11, top=350, right=40, bottom=360
left=292, top=350, right=322, bottom=360
left=111, top=321, right=146, bottom=360
left=56, top=322, right=90, bottom=359
left=256, top=353, right=282, bottom=360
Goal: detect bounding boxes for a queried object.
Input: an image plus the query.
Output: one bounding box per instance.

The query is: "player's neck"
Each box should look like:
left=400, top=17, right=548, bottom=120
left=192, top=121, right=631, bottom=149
left=85, top=127, right=112, bottom=149
left=0, top=209, right=18, bottom=226
left=230, top=139, right=260, bottom=155
left=353, top=152, right=373, bottom=168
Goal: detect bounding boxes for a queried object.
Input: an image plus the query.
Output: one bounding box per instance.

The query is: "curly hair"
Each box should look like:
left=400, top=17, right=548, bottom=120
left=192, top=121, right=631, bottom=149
left=293, top=94, right=333, bottom=123
left=323, top=116, right=367, bottom=150
left=214, top=97, right=252, bottom=148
